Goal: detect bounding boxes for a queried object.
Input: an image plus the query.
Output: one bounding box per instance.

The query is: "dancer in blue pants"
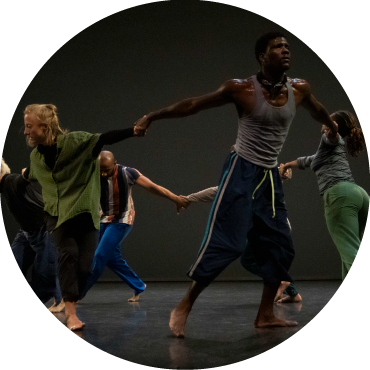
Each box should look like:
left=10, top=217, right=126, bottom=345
left=82, top=150, right=184, bottom=301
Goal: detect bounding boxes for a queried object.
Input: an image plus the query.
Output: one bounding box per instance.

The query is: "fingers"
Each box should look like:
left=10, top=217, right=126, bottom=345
left=175, top=196, right=190, bottom=213
left=133, top=126, right=147, bottom=137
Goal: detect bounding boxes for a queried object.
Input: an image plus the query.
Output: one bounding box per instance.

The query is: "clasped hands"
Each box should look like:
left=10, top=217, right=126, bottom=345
left=279, top=163, right=292, bottom=180
left=133, top=115, right=150, bottom=137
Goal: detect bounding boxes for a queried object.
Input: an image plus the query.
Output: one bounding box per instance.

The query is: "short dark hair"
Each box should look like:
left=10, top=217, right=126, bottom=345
left=255, top=32, right=286, bottom=64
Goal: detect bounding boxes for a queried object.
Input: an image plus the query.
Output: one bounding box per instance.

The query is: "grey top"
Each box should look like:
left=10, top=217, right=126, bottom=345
left=235, top=75, right=296, bottom=168
left=183, top=187, right=218, bottom=203
left=297, top=134, right=355, bottom=196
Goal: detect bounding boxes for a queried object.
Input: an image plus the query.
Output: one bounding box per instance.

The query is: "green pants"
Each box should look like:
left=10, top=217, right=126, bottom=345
left=324, top=182, right=369, bottom=280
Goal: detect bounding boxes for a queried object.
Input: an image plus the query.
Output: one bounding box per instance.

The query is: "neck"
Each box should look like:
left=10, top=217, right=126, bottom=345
left=260, top=68, right=285, bottom=83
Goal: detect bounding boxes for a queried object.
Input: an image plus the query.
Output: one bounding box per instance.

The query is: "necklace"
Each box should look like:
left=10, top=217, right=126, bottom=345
left=257, top=71, right=287, bottom=98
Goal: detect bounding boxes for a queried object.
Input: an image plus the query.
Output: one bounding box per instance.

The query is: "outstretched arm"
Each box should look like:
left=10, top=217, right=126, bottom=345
left=183, top=186, right=218, bottom=203
left=296, top=80, right=338, bottom=139
left=279, top=160, right=299, bottom=179
left=92, top=127, right=139, bottom=157
left=175, top=186, right=219, bottom=214
left=280, top=153, right=317, bottom=178
left=136, top=175, right=184, bottom=213
left=134, top=80, right=237, bottom=136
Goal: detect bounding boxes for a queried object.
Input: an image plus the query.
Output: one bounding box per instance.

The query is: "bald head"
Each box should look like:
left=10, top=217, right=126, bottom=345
left=100, top=151, right=117, bottom=178
left=100, top=150, right=115, bottom=163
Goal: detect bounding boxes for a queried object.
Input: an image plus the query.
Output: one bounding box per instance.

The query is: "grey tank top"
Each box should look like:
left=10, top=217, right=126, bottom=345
left=235, top=75, right=296, bottom=168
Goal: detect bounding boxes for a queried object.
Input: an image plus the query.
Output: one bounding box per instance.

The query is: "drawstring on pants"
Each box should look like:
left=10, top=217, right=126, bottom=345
left=252, top=169, right=276, bottom=218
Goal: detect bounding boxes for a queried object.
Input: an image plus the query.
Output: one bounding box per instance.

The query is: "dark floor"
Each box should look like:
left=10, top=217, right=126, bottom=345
left=46, top=280, right=340, bottom=369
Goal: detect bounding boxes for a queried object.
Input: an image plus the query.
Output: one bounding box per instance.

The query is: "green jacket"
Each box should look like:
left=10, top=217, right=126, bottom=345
left=29, top=131, right=101, bottom=230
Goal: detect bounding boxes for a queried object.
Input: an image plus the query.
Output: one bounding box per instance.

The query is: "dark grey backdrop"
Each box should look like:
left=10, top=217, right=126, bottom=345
left=2, top=1, right=369, bottom=281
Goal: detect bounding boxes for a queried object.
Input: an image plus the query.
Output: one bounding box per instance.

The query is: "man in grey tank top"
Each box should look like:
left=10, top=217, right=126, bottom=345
left=135, top=32, right=338, bottom=337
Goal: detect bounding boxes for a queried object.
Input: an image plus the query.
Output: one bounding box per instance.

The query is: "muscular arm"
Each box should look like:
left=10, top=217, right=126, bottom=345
left=134, top=80, right=239, bottom=135
left=294, top=80, right=338, bottom=138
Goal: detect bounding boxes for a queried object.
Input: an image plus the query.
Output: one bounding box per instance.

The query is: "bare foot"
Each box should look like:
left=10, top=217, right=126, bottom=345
left=128, top=284, right=146, bottom=302
left=128, top=293, right=141, bottom=302
left=66, top=314, right=85, bottom=331
left=254, top=316, right=298, bottom=328
left=276, top=294, right=302, bottom=303
left=169, top=308, right=189, bottom=338
left=274, top=281, right=291, bottom=302
left=48, top=299, right=65, bottom=313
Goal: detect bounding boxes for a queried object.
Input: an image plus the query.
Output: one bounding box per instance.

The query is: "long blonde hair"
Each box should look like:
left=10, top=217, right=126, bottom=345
left=24, top=104, right=68, bottom=146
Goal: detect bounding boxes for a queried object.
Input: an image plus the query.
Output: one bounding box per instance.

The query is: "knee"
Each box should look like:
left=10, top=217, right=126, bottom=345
left=94, top=250, right=110, bottom=266
left=58, top=248, right=78, bottom=265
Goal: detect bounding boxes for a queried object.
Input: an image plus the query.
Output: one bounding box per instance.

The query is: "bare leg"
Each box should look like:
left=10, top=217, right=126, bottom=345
left=254, top=283, right=298, bottom=328
left=128, top=284, right=147, bottom=302
left=276, top=293, right=302, bottom=303
left=169, top=281, right=206, bottom=338
left=65, top=301, right=85, bottom=331
left=48, top=299, right=65, bottom=313
left=274, top=281, right=290, bottom=302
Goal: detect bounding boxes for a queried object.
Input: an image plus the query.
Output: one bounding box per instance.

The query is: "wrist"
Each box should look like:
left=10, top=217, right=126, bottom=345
left=147, top=112, right=156, bottom=122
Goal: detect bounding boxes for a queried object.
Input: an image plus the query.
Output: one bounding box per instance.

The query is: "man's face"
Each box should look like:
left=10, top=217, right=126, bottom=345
left=100, top=159, right=116, bottom=178
left=24, top=113, right=47, bottom=147
left=260, top=37, right=290, bottom=72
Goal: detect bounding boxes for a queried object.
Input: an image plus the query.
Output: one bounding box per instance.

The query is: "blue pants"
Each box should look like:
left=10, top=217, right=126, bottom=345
left=82, top=223, right=145, bottom=296
left=188, top=154, right=295, bottom=286
left=12, top=226, right=62, bottom=304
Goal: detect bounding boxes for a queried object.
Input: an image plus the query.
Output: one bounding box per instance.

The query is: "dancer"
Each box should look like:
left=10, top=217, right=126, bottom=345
left=177, top=173, right=301, bottom=304
left=82, top=150, right=185, bottom=302
left=134, top=32, right=337, bottom=336
left=23, top=104, right=141, bottom=330
left=0, top=158, right=63, bottom=309
left=280, top=111, right=368, bottom=280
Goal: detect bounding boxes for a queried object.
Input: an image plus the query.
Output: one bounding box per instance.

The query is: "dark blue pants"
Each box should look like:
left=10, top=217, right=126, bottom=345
left=12, top=225, right=62, bottom=304
left=188, top=154, right=295, bottom=286
left=82, top=223, right=145, bottom=297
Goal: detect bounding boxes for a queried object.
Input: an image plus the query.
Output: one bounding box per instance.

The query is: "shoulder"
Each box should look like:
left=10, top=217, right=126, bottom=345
left=288, top=77, right=311, bottom=96
left=1, top=173, right=26, bottom=192
left=124, top=166, right=141, bottom=183
left=64, top=131, right=98, bottom=140
left=2, top=173, right=20, bottom=184
left=221, top=77, right=254, bottom=91
left=62, top=131, right=100, bottom=148
left=218, top=77, right=255, bottom=98
left=321, top=133, right=341, bottom=147
left=125, top=166, right=141, bottom=176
